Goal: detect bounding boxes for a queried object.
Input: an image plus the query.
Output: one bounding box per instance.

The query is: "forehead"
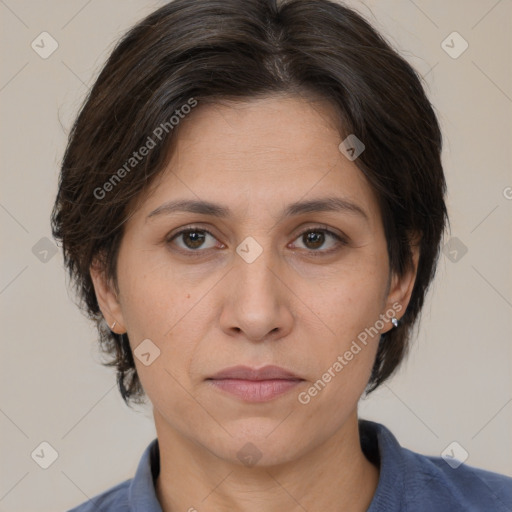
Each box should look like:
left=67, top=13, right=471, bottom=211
left=171, top=94, right=344, bottom=174
left=135, top=95, right=382, bottom=227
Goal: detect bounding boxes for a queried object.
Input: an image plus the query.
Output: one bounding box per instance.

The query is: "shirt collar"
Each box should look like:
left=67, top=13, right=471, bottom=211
left=361, top=419, right=407, bottom=511
left=128, top=437, right=162, bottom=511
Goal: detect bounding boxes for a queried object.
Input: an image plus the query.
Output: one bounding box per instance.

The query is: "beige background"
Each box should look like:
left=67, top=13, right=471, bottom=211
left=1, top=0, right=511, bottom=510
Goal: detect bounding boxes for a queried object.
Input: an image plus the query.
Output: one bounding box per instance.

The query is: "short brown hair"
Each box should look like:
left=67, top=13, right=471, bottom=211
left=51, top=0, right=448, bottom=406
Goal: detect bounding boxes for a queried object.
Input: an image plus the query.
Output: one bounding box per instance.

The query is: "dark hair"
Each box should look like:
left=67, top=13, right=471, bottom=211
left=51, top=0, right=448, bottom=406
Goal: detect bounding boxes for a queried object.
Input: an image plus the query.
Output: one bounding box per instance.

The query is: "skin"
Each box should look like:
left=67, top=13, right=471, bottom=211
left=90, top=94, right=419, bottom=512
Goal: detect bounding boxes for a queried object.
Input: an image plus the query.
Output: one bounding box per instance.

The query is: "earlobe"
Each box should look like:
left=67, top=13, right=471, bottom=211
left=89, top=260, right=126, bottom=334
left=382, top=239, right=420, bottom=332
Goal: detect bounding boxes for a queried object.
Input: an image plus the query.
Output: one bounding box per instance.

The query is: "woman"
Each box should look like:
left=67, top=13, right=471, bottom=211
left=52, top=0, right=512, bottom=510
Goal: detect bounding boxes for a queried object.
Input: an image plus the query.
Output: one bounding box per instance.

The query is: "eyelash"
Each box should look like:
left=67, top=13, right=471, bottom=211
left=166, top=225, right=348, bottom=257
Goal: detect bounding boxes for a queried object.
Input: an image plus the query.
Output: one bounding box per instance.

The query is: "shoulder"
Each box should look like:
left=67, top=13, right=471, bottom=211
left=361, top=420, right=512, bottom=512
left=65, top=437, right=160, bottom=511
left=66, top=478, right=131, bottom=511
left=401, top=444, right=512, bottom=511
left=68, top=439, right=162, bottom=512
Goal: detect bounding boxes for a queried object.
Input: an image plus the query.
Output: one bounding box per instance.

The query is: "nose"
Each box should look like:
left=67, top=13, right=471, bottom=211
left=219, top=245, right=294, bottom=343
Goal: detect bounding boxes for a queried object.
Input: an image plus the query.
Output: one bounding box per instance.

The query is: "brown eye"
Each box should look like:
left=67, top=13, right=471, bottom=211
left=302, top=231, right=325, bottom=249
left=167, top=228, right=219, bottom=251
left=291, top=228, right=347, bottom=254
left=181, top=230, right=207, bottom=249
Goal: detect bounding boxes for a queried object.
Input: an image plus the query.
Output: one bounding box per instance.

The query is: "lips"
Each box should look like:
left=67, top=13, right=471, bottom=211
left=208, top=365, right=301, bottom=381
left=207, top=365, right=304, bottom=402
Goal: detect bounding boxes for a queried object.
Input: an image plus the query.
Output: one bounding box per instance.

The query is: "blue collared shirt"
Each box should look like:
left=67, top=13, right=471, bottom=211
left=67, top=419, right=512, bottom=511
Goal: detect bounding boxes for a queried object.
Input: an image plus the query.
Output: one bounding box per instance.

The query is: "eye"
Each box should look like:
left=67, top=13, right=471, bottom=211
left=166, top=225, right=347, bottom=256
left=290, top=227, right=347, bottom=254
left=167, top=227, right=221, bottom=252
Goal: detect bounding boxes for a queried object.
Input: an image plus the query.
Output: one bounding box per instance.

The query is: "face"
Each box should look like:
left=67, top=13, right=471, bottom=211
left=91, top=94, right=417, bottom=466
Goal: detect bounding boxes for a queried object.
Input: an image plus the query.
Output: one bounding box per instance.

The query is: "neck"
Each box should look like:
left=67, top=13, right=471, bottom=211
left=154, top=409, right=380, bottom=512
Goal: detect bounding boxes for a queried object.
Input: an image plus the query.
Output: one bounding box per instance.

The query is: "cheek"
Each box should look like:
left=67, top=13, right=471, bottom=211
left=117, top=246, right=182, bottom=333
left=119, top=269, right=211, bottom=435
left=297, top=254, right=388, bottom=342
left=122, top=275, right=200, bottom=418
left=294, top=268, right=386, bottom=423
left=115, top=255, right=187, bottom=370
left=120, top=275, right=169, bottom=339
left=116, top=250, right=216, bottom=385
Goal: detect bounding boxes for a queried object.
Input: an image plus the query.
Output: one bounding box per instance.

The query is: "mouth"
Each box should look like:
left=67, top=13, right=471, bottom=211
left=206, top=365, right=304, bottom=402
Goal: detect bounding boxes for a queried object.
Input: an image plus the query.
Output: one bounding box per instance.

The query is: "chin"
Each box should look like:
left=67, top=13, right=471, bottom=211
left=204, top=420, right=309, bottom=468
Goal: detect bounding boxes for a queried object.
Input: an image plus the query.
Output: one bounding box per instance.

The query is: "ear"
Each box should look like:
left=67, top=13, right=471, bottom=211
left=381, top=233, right=421, bottom=334
left=90, top=257, right=126, bottom=334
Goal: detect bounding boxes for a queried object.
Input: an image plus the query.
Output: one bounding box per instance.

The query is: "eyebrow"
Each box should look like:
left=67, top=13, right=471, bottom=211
left=147, top=196, right=369, bottom=223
